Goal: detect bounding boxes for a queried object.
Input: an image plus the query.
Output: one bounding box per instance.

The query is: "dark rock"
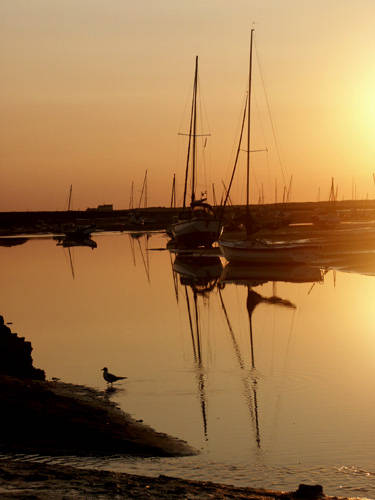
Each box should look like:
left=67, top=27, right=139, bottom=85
left=0, top=315, right=45, bottom=380
left=295, top=484, right=324, bottom=498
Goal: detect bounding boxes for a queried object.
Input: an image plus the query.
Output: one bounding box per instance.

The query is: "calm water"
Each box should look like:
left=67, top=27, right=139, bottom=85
left=2, top=231, right=375, bottom=498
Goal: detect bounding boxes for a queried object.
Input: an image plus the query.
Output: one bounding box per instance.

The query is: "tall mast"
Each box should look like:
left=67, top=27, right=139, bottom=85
left=138, top=169, right=148, bottom=208
left=246, top=29, right=255, bottom=221
left=170, top=173, right=176, bottom=208
left=191, top=55, right=198, bottom=205
left=129, top=181, right=134, bottom=209
left=182, top=60, right=196, bottom=210
left=67, top=184, right=72, bottom=211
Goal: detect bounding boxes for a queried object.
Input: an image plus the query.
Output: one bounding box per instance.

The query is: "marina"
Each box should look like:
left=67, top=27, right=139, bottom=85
left=3, top=1, right=375, bottom=497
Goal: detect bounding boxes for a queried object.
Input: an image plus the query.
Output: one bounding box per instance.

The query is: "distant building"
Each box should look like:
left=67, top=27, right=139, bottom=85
left=97, top=204, right=113, bottom=212
left=86, top=204, right=113, bottom=212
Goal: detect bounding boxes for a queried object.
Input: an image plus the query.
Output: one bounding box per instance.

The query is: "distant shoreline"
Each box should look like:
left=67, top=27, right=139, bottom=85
left=1, top=199, right=375, bottom=237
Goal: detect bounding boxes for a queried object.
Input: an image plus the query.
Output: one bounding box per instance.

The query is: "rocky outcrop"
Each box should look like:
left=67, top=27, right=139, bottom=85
left=0, top=315, right=45, bottom=380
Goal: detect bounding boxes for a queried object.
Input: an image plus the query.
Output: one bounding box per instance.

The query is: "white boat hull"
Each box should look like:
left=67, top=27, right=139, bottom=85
left=219, top=239, right=320, bottom=265
left=171, top=218, right=222, bottom=247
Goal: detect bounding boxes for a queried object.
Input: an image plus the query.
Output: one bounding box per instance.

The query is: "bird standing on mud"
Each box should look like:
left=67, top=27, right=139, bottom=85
left=102, top=367, right=127, bottom=386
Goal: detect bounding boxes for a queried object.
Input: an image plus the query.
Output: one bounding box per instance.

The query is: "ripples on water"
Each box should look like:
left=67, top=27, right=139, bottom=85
left=2, top=452, right=374, bottom=497
left=2, top=231, right=375, bottom=497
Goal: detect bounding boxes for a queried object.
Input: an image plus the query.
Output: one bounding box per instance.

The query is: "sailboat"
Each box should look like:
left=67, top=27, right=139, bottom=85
left=171, top=56, right=222, bottom=248
left=219, top=30, right=320, bottom=265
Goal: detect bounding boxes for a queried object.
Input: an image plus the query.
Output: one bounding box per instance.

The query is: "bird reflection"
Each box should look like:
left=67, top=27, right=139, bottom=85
left=104, top=386, right=125, bottom=396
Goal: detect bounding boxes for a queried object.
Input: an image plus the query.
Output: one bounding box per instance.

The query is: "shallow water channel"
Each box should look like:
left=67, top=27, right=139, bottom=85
left=1, top=231, right=375, bottom=497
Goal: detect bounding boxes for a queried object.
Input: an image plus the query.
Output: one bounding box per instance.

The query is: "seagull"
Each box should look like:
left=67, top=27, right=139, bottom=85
left=102, top=367, right=127, bottom=386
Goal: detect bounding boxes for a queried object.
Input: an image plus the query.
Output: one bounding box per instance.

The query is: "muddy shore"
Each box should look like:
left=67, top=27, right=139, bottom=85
left=0, top=375, right=195, bottom=458
left=0, top=458, right=357, bottom=499
left=0, top=374, right=361, bottom=499
left=0, top=376, right=351, bottom=500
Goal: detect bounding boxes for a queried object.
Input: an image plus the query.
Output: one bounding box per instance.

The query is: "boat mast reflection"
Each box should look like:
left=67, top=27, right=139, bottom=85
left=218, top=287, right=261, bottom=448
left=184, top=284, right=208, bottom=441
left=217, top=260, right=322, bottom=450
left=128, top=232, right=151, bottom=283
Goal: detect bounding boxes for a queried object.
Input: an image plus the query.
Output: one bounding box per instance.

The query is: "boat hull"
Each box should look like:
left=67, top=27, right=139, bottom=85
left=171, top=218, right=222, bottom=248
left=219, top=239, right=320, bottom=265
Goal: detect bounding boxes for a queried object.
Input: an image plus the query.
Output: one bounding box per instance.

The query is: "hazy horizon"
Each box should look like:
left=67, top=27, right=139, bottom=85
left=2, top=0, right=375, bottom=211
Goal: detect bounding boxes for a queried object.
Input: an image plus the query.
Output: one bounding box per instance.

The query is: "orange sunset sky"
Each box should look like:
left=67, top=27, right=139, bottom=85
left=1, top=0, right=375, bottom=211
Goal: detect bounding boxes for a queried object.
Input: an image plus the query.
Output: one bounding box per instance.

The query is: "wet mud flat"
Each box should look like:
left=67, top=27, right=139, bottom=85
left=0, top=376, right=360, bottom=500
left=0, top=376, right=194, bottom=458
left=0, top=327, right=366, bottom=500
left=0, top=379, right=365, bottom=500
left=0, top=459, right=358, bottom=500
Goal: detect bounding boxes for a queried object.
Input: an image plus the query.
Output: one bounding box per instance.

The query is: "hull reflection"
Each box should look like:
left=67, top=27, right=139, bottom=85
left=56, top=236, right=97, bottom=249
left=173, top=255, right=223, bottom=292
left=220, top=262, right=323, bottom=287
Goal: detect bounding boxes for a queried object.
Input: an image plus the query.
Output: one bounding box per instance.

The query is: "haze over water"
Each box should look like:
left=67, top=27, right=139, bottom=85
left=2, top=231, right=375, bottom=497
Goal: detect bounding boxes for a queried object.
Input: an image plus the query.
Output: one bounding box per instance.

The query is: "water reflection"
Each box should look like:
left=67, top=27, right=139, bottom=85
left=218, top=274, right=299, bottom=451
left=0, top=237, right=29, bottom=247
left=322, top=250, right=375, bottom=277
left=173, top=255, right=222, bottom=293
left=129, top=232, right=150, bottom=282
left=54, top=224, right=97, bottom=250
left=171, top=252, right=223, bottom=442
left=220, top=262, right=323, bottom=286
left=183, top=284, right=209, bottom=441
left=3, top=232, right=375, bottom=497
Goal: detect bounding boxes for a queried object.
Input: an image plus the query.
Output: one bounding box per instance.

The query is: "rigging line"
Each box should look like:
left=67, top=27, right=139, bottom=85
left=219, top=92, right=248, bottom=219
left=68, top=247, right=75, bottom=280
left=218, top=288, right=257, bottom=435
left=128, top=234, right=136, bottom=267
left=224, top=91, right=249, bottom=196
left=270, top=306, right=297, bottom=448
left=218, top=289, right=246, bottom=370
left=137, top=238, right=150, bottom=283
left=221, top=180, right=233, bottom=207
left=169, top=252, right=179, bottom=303
left=197, top=75, right=212, bottom=199
left=62, top=246, right=75, bottom=280
left=254, top=40, right=287, bottom=186
left=185, top=286, right=197, bottom=363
